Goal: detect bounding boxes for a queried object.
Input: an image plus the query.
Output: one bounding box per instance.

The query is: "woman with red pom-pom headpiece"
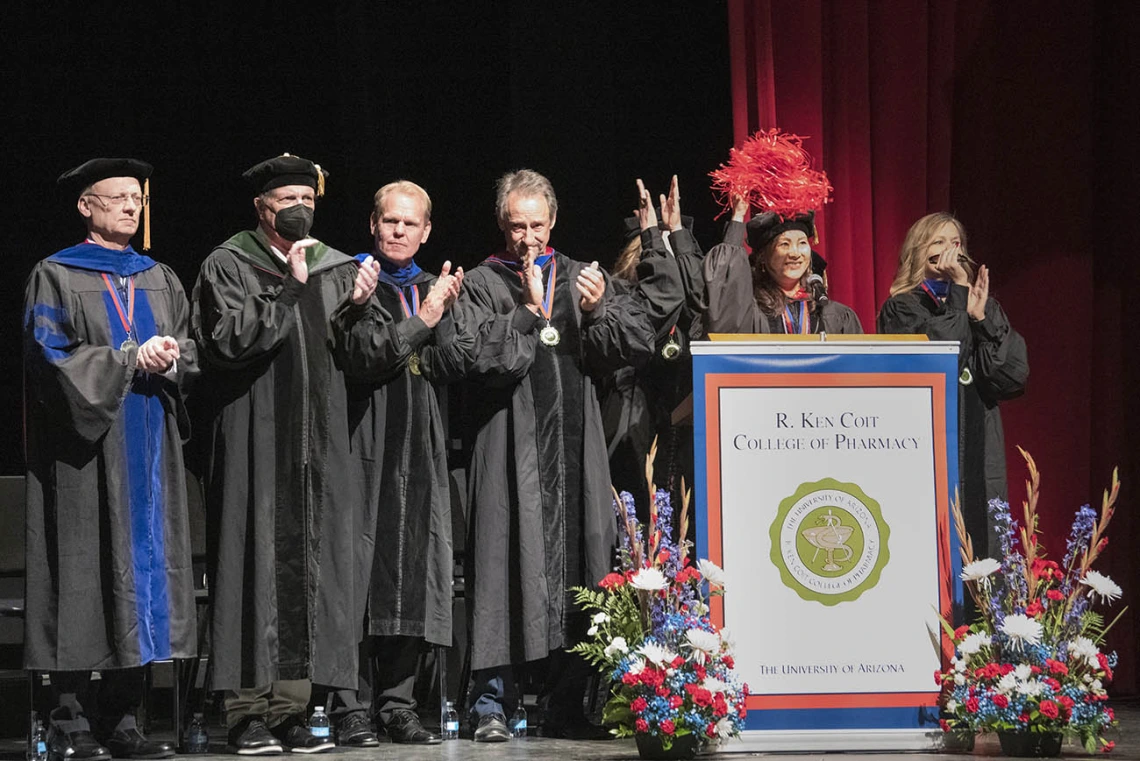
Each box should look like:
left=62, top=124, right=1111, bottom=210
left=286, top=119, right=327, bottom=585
left=702, top=130, right=862, bottom=335
left=878, top=213, right=1028, bottom=561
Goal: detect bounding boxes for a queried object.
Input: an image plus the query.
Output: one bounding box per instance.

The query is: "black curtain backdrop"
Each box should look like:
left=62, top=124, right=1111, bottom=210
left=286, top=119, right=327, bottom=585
left=3, top=2, right=733, bottom=472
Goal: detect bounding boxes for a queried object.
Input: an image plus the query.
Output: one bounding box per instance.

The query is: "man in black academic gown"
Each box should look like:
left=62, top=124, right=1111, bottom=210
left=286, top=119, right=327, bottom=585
left=324, top=180, right=466, bottom=746
left=449, top=170, right=655, bottom=742
left=191, top=155, right=381, bottom=755
left=24, top=158, right=198, bottom=761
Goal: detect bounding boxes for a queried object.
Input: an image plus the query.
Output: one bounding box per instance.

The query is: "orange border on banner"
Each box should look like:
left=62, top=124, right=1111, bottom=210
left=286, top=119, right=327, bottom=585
left=704, top=372, right=950, bottom=711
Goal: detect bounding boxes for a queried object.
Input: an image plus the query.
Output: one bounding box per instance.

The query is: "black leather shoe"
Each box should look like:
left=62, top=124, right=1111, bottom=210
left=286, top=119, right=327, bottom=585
left=473, top=713, right=510, bottom=743
left=335, top=712, right=380, bottom=747
left=227, top=717, right=282, bottom=756
left=47, top=726, right=111, bottom=761
left=540, top=717, right=614, bottom=740
left=103, top=728, right=174, bottom=759
left=383, top=710, right=441, bottom=745
left=269, top=717, right=334, bottom=754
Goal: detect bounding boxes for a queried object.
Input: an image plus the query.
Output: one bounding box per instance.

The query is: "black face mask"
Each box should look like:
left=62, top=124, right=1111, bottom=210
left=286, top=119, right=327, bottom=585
left=274, top=203, right=314, bottom=241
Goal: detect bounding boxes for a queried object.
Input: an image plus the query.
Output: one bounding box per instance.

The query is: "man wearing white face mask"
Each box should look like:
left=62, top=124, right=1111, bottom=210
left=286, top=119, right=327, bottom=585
left=192, top=154, right=383, bottom=755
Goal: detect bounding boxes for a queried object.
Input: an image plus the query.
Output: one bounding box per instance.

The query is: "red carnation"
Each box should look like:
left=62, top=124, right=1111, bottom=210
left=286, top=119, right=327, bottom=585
left=631, top=697, right=648, bottom=714
left=706, top=723, right=718, bottom=738
left=1059, top=696, right=1075, bottom=711
left=1107, top=708, right=1115, bottom=721
left=622, top=671, right=640, bottom=686
left=671, top=656, right=685, bottom=669
left=695, top=664, right=708, bottom=682
left=993, top=693, right=1009, bottom=709
left=723, top=656, right=735, bottom=670
left=1025, top=600, right=1044, bottom=617
left=1103, top=740, right=1115, bottom=753
left=599, top=572, right=625, bottom=590
left=965, top=697, right=980, bottom=714
left=635, top=719, right=649, bottom=733
left=669, top=695, right=684, bottom=709
left=953, top=625, right=969, bottom=641
left=692, top=688, right=713, bottom=708
left=999, top=663, right=1016, bottom=676
left=935, top=670, right=943, bottom=685
left=1044, top=677, right=1061, bottom=691
left=939, top=719, right=951, bottom=732
left=713, top=693, right=729, bottom=718
left=660, top=719, right=675, bottom=736
left=1046, top=589, right=1064, bottom=601
left=656, top=685, right=669, bottom=697
left=1030, top=666, right=1042, bottom=675
left=658, top=550, right=671, bottom=564
left=1040, top=700, right=1059, bottom=719
left=1045, top=659, right=1069, bottom=676
left=1020, top=713, right=1030, bottom=723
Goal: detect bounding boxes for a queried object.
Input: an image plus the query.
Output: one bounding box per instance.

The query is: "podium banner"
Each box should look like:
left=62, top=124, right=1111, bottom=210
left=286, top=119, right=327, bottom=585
left=692, top=340, right=962, bottom=749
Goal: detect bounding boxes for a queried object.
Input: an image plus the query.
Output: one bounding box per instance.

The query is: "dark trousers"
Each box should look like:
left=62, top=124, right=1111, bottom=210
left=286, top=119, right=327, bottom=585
left=223, top=680, right=311, bottom=729
left=49, top=668, right=144, bottom=735
left=468, top=646, right=591, bottom=726
left=323, top=635, right=422, bottom=727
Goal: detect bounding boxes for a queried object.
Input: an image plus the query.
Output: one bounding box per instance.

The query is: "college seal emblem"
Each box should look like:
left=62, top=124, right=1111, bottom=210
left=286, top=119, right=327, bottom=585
left=769, top=478, right=890, bottom=606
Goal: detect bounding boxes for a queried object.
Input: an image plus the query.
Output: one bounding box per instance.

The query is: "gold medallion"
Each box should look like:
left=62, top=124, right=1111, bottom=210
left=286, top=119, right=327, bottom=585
left=408, top=351, right=422, bottom=376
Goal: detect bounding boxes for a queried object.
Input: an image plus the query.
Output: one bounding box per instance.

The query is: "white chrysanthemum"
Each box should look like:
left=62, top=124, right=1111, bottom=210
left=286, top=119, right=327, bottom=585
left=638, top=642, right=678, bottom=665
left=1000, top=614, right=1043, bottom=647
left=630, top=567, right=668, bottom=591
left=719, top=627, right=736, bottom=654
left=955, top=659, right=967, bottom=673
left=1082, top=571, right=1123, bottom=604
left=604, top=637, right=629, bottom=659
left=997, top=673, right=1019, bottom=694
left=592, top=611, right=610, bottom=624
left=960, top=558, right=1002, bottom=582
left=958, top=632, right=991, bottom=656
left=1083, top=673, right=1094, bottom=684
left=702, top=677, right=729, bottom=695
left=686, top=628, right=721, bottom=655
left=1092, top=679, right=1104, bottom=692
left=715, top=717, right=734, bottom=740
left=697, top=559, right=727, bottom=588
left=1017, top=680, right=1044, bottom=697
left=1069, top=636, right=1101, bottom=668
left=953, top=673, right=965, bottom=686
left=1014, top=663, right=1033, bottom=682
left=946, top=699, right=958, bottom=713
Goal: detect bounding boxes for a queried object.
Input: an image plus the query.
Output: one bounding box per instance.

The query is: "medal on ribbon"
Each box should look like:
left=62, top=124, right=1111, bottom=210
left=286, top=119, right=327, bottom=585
left=538, top=258, right=560, bottom=347
left=660, top=325, right=681, bottom=361
left=396, top=284, right=423, bottom=375
left=101, top=273, right=137, bottom=352
left=781, top=298, right=811, bottom=335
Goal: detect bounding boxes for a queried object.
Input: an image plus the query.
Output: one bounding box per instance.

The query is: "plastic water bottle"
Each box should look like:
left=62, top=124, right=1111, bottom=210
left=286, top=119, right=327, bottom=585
left=27, top=719, right=47, bottom=761
left=185, top=713, right=209, bottom=753
left=509, top=706, right=528, bottom=738
left=442, top=701, right=459, bottom=741
left=309, top=706, right=330, bottom=739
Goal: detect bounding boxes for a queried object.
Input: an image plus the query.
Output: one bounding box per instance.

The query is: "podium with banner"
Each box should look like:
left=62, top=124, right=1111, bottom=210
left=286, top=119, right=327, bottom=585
left=692, top=337, right=963, bottom=752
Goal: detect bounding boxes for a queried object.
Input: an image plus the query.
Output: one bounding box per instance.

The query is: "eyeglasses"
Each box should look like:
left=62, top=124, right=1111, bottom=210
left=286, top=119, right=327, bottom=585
left=927, top=254, right=967, bottom=264
left=85, top=193, right=147, bottom=208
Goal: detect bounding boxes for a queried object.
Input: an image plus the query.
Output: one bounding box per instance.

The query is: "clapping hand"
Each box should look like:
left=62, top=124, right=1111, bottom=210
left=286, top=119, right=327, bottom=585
left=968, top=264, right=990, bottom=321
left=522, top=249, right=544, bottom=314
left=577, top=261, right=605, bottom=312
left=137, top=335, right=180, bottom=373
left=635, top=179, right=658, bottom=232
left=659, top=174, right=682, bottom=231
left=287, top=238, right=320, bottom=284
left=352, top=255, right=381, bottom=305
left=421, top=260, right=465, bottom=328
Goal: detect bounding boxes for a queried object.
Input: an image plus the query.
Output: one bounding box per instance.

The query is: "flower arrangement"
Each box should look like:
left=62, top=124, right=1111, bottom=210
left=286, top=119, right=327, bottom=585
left=569, top=465, right=746, bottom=755
left=937, top=448, right=1125, bottom=754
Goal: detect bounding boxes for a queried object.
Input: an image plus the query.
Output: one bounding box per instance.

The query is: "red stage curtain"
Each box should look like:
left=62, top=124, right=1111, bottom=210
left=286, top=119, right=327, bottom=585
left=726, top=0, right=1137, bottom=694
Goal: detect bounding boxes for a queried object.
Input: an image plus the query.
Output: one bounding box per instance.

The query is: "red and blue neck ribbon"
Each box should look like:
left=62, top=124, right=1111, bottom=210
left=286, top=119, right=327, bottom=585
left=396, top=284, right=420, bottom=319
left=782, top=293, right=811, bottom=335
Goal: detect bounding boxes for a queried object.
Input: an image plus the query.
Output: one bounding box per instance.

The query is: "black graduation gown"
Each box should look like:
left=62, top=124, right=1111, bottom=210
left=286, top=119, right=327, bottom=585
left=191, top=229, right=363, bottom=690
left=23, top=244, right=198, bottom=671
left=447, top=251, right=655, bottom=671
left=703, top=221, right=864, bottom=335
left=877, top=284, right=1029, bottom=556
left=330, top=267, right=471, bottom=648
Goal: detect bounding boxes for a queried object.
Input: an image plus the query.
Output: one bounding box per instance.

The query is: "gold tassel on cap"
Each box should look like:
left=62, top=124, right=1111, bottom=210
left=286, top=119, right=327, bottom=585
left=315, top=164, right=325, bottom=197
left=143, top=177, right=151, bottom=251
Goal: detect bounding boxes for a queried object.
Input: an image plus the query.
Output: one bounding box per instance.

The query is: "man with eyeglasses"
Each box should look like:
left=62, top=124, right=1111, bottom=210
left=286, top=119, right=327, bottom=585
left=23, top=158, right=198, bottom=760
left=192, top=154, right=383, bottom=755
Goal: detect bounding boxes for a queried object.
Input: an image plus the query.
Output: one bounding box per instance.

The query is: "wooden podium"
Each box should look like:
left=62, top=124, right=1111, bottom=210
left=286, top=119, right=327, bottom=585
left=692, top=337, right=963, bottom=752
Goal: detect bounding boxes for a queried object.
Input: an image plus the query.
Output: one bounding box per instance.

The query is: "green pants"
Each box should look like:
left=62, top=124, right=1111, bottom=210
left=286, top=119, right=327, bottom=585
left=224, top=679, right=311, bottom=729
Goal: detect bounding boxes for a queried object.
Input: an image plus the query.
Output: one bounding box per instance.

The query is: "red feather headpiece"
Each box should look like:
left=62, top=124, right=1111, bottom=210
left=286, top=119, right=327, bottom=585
left=709, top=129, right=833, bottom=219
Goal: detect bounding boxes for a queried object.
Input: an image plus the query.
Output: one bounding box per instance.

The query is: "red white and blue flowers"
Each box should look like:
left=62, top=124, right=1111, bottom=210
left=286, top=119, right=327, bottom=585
left=936, top=449, right=1124, bottom=754
left=570, top=481, right=746, bottom=752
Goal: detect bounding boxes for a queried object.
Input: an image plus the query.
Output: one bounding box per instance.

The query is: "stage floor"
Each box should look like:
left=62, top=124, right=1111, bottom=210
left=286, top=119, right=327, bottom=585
left=1, top=702, right=1136, bottom=760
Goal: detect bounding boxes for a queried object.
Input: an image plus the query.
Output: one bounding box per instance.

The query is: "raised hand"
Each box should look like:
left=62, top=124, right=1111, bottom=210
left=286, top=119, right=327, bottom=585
left=731, top=193, right=748, bottom=223
left=577, top=261, right=605, bottom=312
left=659, top=174, right=682, bottom=231
left=521, top=252, right=544, bottom=314
left=287, top=238, right=320, bottom=284
left=635, top=179, right=658, bottom=232
left=421, top=261, right=465, bottom=328
left=931, top=243, right=969, bottom=286
left=352, top=255, right=381, bottom=305
left=968, top=264, right=990, bottom=321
